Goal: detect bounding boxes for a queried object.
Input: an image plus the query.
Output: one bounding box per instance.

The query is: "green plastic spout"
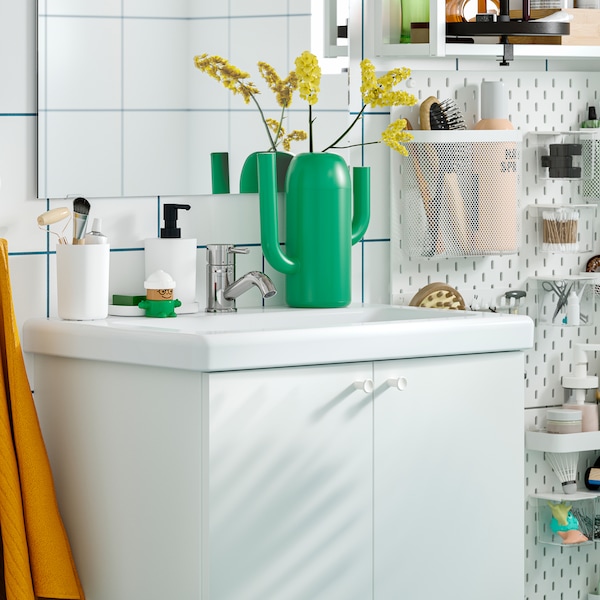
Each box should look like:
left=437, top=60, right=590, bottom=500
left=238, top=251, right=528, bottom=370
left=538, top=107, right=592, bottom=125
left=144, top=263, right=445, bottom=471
left=257, top=152, right=296, bottom=274
left=351, top=166, right=370, bottom=244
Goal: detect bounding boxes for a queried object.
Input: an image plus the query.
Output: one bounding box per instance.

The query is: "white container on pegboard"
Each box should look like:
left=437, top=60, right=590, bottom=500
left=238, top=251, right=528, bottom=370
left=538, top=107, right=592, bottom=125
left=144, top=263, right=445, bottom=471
left=397, top=130, right=522, bottom=258
left=581, top=129, right=600, bottom=203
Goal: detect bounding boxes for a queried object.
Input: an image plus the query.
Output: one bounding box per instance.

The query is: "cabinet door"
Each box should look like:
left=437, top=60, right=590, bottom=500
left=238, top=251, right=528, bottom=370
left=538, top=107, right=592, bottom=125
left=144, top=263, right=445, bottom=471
left=206, top=363, right=374, bottom=600
left=373, top=352, right=524, bottom=600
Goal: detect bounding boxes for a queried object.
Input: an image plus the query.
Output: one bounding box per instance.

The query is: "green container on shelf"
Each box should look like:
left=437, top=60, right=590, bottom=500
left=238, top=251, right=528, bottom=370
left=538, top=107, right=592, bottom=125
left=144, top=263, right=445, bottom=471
left=258, top=152, right=370, bottom=308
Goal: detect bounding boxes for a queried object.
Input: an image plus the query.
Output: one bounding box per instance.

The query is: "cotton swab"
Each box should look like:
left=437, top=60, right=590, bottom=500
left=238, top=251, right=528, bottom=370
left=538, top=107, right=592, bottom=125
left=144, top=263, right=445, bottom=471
left=542, top=208, right=580, bottom=253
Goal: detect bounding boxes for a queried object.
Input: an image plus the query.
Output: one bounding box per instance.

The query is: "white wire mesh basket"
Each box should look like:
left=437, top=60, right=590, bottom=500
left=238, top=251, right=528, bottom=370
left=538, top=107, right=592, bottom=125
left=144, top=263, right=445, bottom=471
left=582, top=130, right=600, bottom=203
left=398, top=130, right=522, bottom=258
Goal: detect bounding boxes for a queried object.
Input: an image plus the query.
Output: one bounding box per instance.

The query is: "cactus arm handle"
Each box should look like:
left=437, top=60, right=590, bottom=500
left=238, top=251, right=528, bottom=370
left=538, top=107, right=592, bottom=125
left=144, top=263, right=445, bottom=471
left=257, top=152, right=296, bottom=274
left=351, top=166, right=370, bottom=245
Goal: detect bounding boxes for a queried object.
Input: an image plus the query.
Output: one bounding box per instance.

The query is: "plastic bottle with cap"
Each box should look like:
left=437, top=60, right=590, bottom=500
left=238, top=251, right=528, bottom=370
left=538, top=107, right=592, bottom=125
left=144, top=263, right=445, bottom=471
left=144, top=203, right=198, bottom=312
left=84, top=217, right=109, bottom=244
left=566, top=289, right=580, bottom=326
left=474, top=80, right=514, bottom=131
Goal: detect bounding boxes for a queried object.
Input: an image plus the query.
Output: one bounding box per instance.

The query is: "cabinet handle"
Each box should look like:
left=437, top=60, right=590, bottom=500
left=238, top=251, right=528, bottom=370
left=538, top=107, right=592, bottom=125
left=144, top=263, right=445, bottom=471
left=353, top=379, right=374, bottom=393
left=386, top=377, right=408, bottom=391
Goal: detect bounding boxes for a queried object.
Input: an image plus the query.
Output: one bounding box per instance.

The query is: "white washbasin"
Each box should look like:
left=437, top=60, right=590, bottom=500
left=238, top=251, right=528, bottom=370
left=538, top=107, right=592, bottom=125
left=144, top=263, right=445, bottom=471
left=113, top=304, right=475, bottom=332
left=23, top=303, right=533, bottom=371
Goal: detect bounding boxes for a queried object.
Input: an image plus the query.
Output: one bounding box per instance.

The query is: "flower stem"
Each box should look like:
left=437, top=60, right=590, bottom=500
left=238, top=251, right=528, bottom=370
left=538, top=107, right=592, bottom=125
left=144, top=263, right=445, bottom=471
left=309, top=105, right=314, bottom=153
left=249, top=92, right=277, bottom=152
left=321, top=105, right=366, bottom=153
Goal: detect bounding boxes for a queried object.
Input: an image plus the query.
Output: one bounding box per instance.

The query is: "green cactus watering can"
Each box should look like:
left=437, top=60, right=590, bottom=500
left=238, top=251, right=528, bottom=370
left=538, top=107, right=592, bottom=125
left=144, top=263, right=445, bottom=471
left=258, top=152, right=370, bottom=308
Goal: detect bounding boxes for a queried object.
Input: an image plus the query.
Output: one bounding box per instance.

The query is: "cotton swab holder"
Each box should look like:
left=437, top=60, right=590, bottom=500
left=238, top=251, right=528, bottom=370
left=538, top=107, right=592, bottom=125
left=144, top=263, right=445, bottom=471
left=542, top=207, right=580, bottom=253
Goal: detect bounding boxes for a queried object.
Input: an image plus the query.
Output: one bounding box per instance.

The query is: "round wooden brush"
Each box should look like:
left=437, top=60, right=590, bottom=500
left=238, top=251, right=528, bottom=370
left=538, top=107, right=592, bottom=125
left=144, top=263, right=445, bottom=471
left=409, top=282, right=466, bottom=310
left=420, top=96, right=466, bottom=130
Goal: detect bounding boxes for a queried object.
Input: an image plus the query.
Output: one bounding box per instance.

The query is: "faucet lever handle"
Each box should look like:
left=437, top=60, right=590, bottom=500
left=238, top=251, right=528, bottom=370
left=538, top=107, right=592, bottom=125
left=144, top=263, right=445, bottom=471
left=207, top=244, right=249, bottom=266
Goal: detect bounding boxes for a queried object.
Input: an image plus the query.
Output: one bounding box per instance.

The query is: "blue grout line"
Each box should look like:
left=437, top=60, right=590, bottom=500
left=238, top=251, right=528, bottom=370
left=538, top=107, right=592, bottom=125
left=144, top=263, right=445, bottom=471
left=0, top=113, right=36, bottom=117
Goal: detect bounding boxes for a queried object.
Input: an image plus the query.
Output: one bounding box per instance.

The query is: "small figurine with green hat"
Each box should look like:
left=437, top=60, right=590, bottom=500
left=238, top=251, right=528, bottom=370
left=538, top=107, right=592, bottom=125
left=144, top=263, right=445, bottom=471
left=138, top=270, right=181, bottom=318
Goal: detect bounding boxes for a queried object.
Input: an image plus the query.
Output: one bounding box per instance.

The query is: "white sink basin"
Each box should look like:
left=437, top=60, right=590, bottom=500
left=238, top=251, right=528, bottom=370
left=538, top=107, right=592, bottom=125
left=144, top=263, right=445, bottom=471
left=23, top=304, right=533, bottom=371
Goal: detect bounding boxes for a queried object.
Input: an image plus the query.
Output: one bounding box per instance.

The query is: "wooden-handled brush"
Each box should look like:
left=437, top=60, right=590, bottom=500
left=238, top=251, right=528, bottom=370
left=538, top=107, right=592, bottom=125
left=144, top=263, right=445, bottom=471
left=72, top=197, right=91, bottom=244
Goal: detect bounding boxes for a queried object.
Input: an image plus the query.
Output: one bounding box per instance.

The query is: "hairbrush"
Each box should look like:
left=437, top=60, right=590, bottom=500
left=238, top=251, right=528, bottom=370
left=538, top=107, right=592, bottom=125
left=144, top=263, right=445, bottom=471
left=420, top=96, right=466, bottom=131
left=409, top=282, right=466, bottom=310
left=429, top=98, right=467, bottom=131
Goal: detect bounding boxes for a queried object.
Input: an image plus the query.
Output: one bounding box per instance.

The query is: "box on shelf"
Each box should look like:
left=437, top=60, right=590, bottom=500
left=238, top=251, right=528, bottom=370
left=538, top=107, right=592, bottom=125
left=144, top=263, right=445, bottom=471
left=410, top=22, right=429, bottom=43
left=508, top=8, right=600, bottom=45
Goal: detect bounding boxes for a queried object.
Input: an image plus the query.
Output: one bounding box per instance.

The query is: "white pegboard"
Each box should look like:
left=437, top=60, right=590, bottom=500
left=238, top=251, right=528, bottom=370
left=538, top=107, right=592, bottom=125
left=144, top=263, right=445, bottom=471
left=390, top=70, right=600, bottom=600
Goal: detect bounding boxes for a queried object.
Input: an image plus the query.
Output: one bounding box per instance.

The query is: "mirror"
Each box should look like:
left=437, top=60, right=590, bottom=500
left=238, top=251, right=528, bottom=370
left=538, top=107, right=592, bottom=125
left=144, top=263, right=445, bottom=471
left=37, top=2, right=319, bottom=199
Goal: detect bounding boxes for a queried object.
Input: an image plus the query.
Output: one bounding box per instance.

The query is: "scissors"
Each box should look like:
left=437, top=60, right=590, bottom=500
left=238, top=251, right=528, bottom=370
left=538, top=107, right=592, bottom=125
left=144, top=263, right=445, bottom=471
left=541, top=280, right=573, bottom=323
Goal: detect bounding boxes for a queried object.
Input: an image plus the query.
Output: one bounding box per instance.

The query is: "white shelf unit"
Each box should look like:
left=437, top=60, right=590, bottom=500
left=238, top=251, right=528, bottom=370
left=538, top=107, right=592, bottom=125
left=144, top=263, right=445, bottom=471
left=530, top=274, right=598, bottom=327
left=526, top=430, right=600, bottom=453
left=372, top=0, right=600, bottom=62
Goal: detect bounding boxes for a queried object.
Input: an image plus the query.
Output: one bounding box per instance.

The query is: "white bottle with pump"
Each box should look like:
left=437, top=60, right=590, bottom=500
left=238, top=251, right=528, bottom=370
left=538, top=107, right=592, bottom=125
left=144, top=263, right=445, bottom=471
left=144, top=203, right=198, bottom=313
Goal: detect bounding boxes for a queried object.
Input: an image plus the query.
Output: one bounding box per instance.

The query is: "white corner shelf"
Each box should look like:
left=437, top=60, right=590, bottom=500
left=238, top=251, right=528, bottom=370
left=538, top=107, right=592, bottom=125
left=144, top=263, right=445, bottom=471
left=526, top=429, right=600, bottom=453
left=531, top=490, right=600, bottom=501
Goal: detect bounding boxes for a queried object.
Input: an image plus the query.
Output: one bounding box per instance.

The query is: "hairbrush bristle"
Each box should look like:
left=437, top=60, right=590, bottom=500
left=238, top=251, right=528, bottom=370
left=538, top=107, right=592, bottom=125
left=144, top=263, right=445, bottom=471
left=73, top=196, right=90, bottom=216
left=429, top=98, right=466, bottom=131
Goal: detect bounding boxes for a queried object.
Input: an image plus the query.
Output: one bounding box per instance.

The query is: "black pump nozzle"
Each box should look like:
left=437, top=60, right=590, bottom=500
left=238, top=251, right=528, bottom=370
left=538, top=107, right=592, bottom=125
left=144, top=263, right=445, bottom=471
left=161, top=203, right=191, bottom=238
left=589, top=106, right=598, bottom=121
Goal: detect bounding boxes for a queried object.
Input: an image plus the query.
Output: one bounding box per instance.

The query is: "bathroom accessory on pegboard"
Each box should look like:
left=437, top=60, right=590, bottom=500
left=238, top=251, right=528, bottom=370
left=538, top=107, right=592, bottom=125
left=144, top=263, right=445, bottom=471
left=530, top=204, right=595, bottom=254
left=530, top=493, right=596, bottom=547
left=531, top=274, right=600, bottom=327
left=397, top=130, right=522, bottom=259
left=533, top=130, right=599, bottom=191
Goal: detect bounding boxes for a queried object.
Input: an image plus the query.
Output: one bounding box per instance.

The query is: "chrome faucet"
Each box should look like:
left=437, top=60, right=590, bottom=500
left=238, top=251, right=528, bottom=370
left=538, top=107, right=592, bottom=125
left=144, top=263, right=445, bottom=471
left=206, top=244, right=277, bottom=313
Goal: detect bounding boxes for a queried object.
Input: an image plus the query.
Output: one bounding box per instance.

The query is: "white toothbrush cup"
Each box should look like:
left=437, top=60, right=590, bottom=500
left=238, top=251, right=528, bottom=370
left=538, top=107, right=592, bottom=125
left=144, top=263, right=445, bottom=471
left=56, top=243, right=110, bottom=320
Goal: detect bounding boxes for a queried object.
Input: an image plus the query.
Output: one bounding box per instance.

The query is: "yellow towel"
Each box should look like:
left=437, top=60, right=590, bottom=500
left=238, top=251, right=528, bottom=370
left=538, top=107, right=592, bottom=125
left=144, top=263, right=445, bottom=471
left=0, top=239, right=85, bottom=600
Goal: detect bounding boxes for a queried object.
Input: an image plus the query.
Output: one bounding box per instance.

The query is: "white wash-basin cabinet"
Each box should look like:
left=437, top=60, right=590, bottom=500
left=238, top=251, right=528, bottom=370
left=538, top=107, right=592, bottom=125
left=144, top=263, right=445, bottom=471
left=27, top=348, right=525, bottom=600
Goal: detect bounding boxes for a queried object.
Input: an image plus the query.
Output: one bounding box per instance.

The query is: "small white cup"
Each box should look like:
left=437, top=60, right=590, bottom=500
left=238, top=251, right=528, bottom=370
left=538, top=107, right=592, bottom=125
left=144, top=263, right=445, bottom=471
left=56, top=243, right=110, bottom=320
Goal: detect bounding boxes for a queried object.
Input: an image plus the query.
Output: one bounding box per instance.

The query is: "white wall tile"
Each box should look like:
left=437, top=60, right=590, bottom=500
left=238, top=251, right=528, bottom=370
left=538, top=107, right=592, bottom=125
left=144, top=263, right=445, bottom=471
left=0, top=117, right=44, bottom=252
left=123, top=19, right=188, bottom=109
left=123, top=111, right=190, bottom=197
left=45, top=1, right=121, bottom=15
left=123, top=0, right=188, bottom=18
left=45, top=112, right=122, bottom=198
left=44, top=17, right=122, bottom=109
left=0, top=2, right=36, bottom=112
left=229, top=1, right=291, bottom=17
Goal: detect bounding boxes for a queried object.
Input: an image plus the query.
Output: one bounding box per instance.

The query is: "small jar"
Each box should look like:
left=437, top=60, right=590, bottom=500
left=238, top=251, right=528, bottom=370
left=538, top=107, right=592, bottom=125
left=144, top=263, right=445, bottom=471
left=546, top=408, right=583, bottom=434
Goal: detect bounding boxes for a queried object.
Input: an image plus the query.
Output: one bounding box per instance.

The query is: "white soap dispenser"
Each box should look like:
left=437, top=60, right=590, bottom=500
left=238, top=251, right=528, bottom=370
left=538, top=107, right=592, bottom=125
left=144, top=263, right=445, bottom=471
left=144, top=203, right=198, bottom=313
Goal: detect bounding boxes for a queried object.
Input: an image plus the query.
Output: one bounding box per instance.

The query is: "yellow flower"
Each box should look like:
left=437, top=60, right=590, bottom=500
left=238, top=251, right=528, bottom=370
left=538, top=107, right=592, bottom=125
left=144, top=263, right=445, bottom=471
left=193, top=53, right=260, bottom=104
left=294, top=51, right=321, bottom=106
left=282, top=130, right=308, bottom=152
left=360, top=59, right=417, bottom=109
left=266, top=119, right=308, bottom=151
left=194, top=54, right=307, bottom=152
left=381, top=119, right=413, bottom=156
left=258, top=62, right=298, bottom=108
